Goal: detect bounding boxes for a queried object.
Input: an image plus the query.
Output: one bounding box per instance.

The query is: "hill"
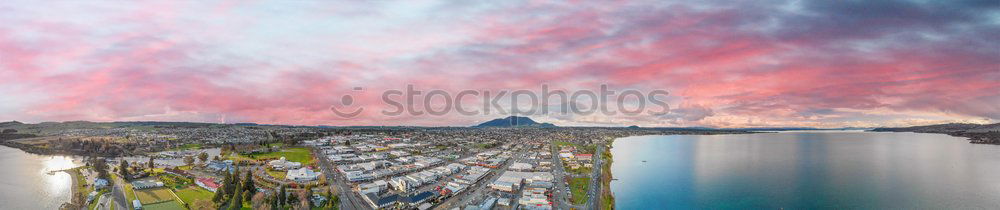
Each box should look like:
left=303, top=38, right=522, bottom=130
left=872, top=123, right=1000, bottom=144
left=473, top=116, right=556, bottom=128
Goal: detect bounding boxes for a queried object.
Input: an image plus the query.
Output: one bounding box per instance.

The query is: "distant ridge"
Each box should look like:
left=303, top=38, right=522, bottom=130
left=0, top=121, right=23, bottom=127
left=872, top=123, right=1000, bottom=144
left=473, top=116, right=556, bottom=128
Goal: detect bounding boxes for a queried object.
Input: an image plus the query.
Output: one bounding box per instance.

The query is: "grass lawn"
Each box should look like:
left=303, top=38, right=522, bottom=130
left=157, top=173, right=192, bottom=190
left=123, top=183, right=136, bottom=204
left=136, top=188, right=175, bottom=204
left=142, top=200, right=185, bottom=210
left=569, top=167, right=593, bottom=174
left=569, top=177, right=591, bottom=205
left=242, top=147, right=314, bottom=164
left=266, top=169, right=287, bottom=180
left=172, top=143, right=202, bottom=150
left=175, top=187, right=213, bottom=205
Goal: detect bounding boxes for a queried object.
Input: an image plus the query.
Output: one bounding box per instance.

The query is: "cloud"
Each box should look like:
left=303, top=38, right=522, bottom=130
left=0, top=0, right=997, bottom=127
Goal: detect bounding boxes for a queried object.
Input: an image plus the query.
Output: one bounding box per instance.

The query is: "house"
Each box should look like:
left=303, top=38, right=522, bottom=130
left=94, top=178, right=109, bottom=190
left=286, top=168, right=321, bottom=182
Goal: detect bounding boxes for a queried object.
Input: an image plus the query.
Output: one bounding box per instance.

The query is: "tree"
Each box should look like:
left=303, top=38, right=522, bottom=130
left=286, top=191, right=298, bottom=208
left=148, top=156, right=155, bottom=169
left=198, top=152, right=209, bottom=163
left=212, top=186, right=225, bottom=203
left=242, top=171, right=256, bottom=194
left=184, top=156, right=196, bottom=166
left=118, top=160, right=130, bottom=180
left=228, top=188, right=243, bottom=210
left=278, top=185, right=287, bottom=207
left=242, top=190, right=252, bottom=205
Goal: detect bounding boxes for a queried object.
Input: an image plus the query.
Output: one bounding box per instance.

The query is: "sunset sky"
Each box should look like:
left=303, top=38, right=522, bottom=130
left=1, top=0, right=998, bottom=128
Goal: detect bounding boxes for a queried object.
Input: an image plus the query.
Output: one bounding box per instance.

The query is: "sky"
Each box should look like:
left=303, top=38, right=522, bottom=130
left=1, top=0, right=998, bottom=128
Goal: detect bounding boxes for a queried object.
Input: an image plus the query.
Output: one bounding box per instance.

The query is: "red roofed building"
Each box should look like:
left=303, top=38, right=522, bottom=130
left=196, top=178, right=220, bottom=192
left=575, top=154, right=593, bottom=161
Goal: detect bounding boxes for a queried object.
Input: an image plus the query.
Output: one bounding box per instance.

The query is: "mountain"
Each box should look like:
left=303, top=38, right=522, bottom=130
left=473, top=116, right=556, bottom=128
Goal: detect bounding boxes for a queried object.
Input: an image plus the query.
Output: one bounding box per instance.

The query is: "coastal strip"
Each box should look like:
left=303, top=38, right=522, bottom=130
left=600, top=138, right=615, bottom=210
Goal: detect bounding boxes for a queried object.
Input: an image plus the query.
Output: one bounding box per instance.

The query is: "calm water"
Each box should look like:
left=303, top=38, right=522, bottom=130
left=0, top=145, right=82, bottom=210
left=610, top=131, right=1000, bottom=209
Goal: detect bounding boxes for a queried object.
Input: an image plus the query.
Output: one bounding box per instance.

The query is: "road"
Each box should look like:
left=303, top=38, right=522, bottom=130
left=109, top=165, right=130, bottom=210
left=584, top=145, right=604, bottom=210
left=314, top=148, right=371, bottom=210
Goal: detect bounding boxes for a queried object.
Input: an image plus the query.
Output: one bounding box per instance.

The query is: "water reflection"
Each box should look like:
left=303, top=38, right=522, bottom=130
left=43, top=156, right=79, bottom=200
left=611, top=132, right=1000, bottom=209
left=0, top=146, right=81, bottom=210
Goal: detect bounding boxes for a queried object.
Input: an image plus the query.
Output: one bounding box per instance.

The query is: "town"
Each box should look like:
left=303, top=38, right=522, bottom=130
left=0, top=121, right=746, bottom=210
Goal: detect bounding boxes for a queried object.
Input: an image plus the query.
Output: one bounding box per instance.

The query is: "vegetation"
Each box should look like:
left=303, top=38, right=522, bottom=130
left=601, top=146, right=615, bottom=210
left=173, top=143, right=203, bottom=150
left=175, top=187, right=214, bottom=206
left=569, top=177, right=591, bottom=205
left=240, top=147, right=314, bottom=164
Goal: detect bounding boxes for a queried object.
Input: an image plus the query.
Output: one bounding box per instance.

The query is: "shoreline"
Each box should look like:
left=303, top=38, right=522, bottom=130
left=600, top=138, right=616, bottom=210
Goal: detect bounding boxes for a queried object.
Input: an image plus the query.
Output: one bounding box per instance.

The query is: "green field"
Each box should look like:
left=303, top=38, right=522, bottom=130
left=266, top=169, right=287, bottom=180
left=172, top=143, right=202, bottom=150
left=175, top=187, right=213, bottom=205
left=569, top=166, right=593, bottom=174
left=569, top=177, right=591, bottom=205
left=142, top=200, right=185, bottom=210
left=242, top=147, right=314, bottom=164
left=136, top=188, right=176, bottom=204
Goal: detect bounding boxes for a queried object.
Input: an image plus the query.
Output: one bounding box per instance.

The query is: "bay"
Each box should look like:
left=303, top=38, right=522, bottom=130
left=610, top=131, right=1000, bottom=209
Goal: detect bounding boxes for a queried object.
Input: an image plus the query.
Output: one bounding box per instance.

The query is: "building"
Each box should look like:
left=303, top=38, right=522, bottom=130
left=269, top=157, right=303, bottom=171
left=576, top=154, right=593, bottom=161
left=94, top=178, right=109, bottom=190
left=131, top=180, right=164, bottom=189
left=196, top=178, right=220, bottom=192
left=509, top=162, right=533, bottom=171
left=362, top=193, right=399, bottom=209
left=205, top=160, right=234, bottom=173
left=286, top=168, right=321, bottom=182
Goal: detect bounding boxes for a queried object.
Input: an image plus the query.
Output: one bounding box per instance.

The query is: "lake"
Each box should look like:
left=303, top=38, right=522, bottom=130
left=610, top=131, right=1000, bottom=209
left=0, top=145, right=82, bottom=210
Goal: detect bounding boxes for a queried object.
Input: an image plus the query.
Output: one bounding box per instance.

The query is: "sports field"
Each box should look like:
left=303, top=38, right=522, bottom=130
left=136, top=188, right=176, bottom=204
left=142, top=200, right=185, bottom=210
